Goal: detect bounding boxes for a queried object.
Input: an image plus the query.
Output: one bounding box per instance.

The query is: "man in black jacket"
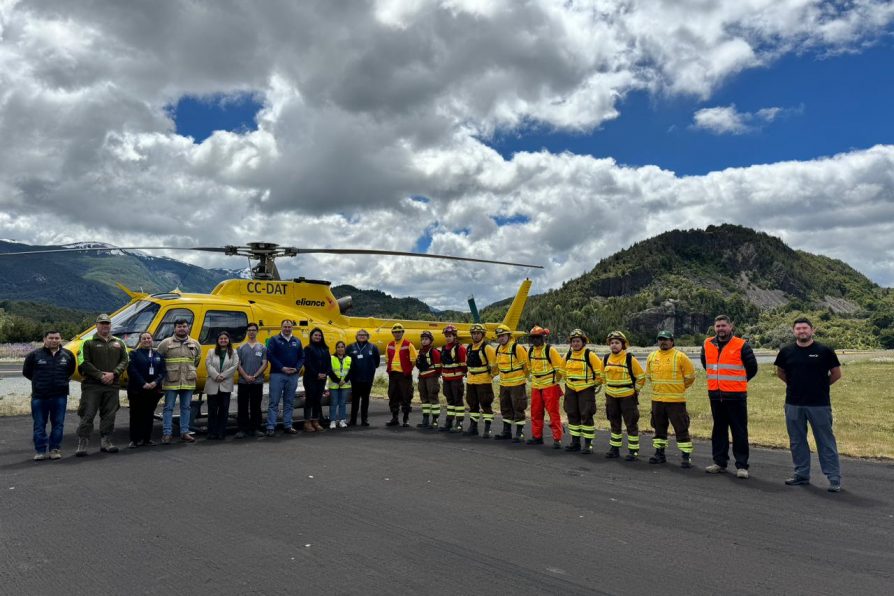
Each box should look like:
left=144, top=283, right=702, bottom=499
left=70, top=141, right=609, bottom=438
left=22, top=330, right=76, bottom=461
left=346, top=329, right=380, bottom=427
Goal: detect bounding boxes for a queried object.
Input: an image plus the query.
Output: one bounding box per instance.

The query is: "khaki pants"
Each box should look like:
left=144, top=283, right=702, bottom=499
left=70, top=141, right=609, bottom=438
left=465, top=383, right=495, bottom=423
left=499, top=384, right=527, bottom=425
left=387, top=372, right=413, bottom=415
left=78, top=384, right=121, bottom=439
left=418, top=376, right=441, bottom=405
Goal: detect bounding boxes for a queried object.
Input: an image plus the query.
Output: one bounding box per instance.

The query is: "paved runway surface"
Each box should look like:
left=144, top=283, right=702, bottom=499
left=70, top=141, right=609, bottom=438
left=1, top=402, right=892, bottom=595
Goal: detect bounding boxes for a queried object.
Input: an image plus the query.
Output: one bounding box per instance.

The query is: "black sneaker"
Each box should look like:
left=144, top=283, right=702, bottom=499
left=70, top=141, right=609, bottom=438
left=785, top=476, right=810, bottom=486
left=828, top=482, right=842, bottom=493
left=386, top=418, right=400, bottom=427
left=265, top=430, right=275, bottom=437
left=526, top=437, right=544, bottom=445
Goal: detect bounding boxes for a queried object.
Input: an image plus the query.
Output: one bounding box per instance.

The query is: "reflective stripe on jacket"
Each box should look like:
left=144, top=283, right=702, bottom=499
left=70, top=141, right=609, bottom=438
left=157, top=335, right=202, bottom=391
left=466, top=342, right=497, bottom=385
left=703, top=336, right=748, bottom=393
left=329, top=355, right=352, bottom=390
left=528, top=344, right=564, bottom=389
left=440, top=343, right=467, bottom=381
left=495, top=342, right=528, bottom=387
left=603, top=351, right=645, bottom=398
left=564, top=348, right=604, bottom=392
left=646, top=348, right=695, bottom=402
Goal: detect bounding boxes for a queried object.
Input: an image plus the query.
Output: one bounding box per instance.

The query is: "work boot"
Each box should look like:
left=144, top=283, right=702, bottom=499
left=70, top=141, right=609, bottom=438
left=681, top=452, right=693, bottom=468
left=449, top=417, right=463, bottom=434
left=526, top=436, right=543, bottom=445
left=553, top=440, right=563, bottom=450
left=463, top=421, right=479, bottom=437
left=386, top=414, right=400, bottom=427
left=605, top=446, right=620, bottom=459
left=482, top=421, right=493, bottom=439
left=304, top=421, right=316, bottom=433
left=438, top=416, right=454, bottom=432
left=494, top=422, right=512, bottom=440
left=312, top=420, right=325, bottom=432
left=565, top=436, right=581, bottom=452
left=416, top=414, right=431, bottom=429
left=75, top=438, right=89, bottom=457
left=512, top=425, right=524, bottom=444
left=649, top=448, right=667, bottom=465
left=582, top=438, right=593, bottom=454
left=401, top=412, right=410, bottom=428
left=624, top=450, right=639, bottom=462
left=429, top=416, right=438, bottom=430
left=100, top=436, right=118, bottom=453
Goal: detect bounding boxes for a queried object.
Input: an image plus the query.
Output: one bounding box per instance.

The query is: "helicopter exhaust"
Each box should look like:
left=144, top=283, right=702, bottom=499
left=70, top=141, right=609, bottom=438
left=337, top=295, right=353, bottom=314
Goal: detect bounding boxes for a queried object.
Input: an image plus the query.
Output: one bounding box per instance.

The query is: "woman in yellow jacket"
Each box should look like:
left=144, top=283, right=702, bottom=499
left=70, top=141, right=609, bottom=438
left=494, top=325, right=530, bottom=443
left=563, top=329, right=604, bottom=454
left=328, top=341, right=352, bottom=429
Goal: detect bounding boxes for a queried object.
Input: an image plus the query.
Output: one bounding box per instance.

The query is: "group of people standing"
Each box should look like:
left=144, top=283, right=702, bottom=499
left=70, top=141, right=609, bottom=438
left=24, top=313, right=843, bottom=491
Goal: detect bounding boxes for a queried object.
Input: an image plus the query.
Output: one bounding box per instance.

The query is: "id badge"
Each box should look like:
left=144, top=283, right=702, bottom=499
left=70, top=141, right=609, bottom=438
left=357, top=355, right=364, bottom=359
left=255, top=351, right=262, bottom=357
left=149, top=366, right=154, bottom=375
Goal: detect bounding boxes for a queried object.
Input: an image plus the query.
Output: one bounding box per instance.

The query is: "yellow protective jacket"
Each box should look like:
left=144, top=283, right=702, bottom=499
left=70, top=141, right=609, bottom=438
left=466, top=341, right=497, bottom=385
left=328, top=355, right=352, bottom=390
left=603, top=350, right=645, bottom=398
left=527, top=344, right=564, bottom=389
left=645, top=348, right=695, bottom=402
left=157, top=335, right=202, bottom=391
left=495, top=341, right=529, bottom=388
left=563, top=348, right=604, bottom=392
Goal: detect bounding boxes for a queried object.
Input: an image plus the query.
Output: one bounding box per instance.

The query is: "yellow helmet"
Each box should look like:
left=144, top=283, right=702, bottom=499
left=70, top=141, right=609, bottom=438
left=391, top=323, right=405, bottom=332
left=469, top=323, right=486, bottom=333
left=495, top=325, right=512, bottom=336
left=606, top=330, right=628, bottom=346
left=568, top=328, right=589, bottom=343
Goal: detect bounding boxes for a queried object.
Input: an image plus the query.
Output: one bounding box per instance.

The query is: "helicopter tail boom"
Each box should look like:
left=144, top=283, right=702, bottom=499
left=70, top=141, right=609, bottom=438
left=500, top=278, right=532, bottom=332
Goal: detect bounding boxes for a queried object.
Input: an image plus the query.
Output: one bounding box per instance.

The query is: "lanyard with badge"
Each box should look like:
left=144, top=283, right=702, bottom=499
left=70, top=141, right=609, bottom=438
left=148, top=348, right=155, bottom=376
left=356, top=342, right=369, bottom=360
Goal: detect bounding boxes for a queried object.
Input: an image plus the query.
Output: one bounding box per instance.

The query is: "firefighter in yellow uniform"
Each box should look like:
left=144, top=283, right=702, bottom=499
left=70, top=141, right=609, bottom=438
left=645, top=330, right=696, bottom=468
left=494, top=325, right=530, bottom=443
left=563, top=329, right=604, bottom=454
left=462, top=323, right=498, bottom=437
left=603, top=331, right=646, bottom=461
left=526, top=326, right=566, bottom=449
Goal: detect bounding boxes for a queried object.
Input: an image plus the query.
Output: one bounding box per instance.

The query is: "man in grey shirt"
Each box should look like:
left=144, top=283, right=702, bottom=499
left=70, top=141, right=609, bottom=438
left=236, top=323, right=268, bottom=438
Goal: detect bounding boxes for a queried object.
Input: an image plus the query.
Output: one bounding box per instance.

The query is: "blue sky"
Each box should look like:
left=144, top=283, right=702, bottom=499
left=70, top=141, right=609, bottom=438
left=171, top=41, right=893, bottom=178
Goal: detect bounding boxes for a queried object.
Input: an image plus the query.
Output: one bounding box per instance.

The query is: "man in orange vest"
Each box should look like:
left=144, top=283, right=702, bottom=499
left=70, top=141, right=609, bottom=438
left=526, top=326, right=565, bottom=448
left=701, top=314, right=758, bottom=478
left=386, top=323, right=417, bottom=428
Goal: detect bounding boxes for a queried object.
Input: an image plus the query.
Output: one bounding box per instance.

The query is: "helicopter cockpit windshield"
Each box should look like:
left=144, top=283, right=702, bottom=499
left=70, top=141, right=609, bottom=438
left=80, top=300, right=161, bottom=347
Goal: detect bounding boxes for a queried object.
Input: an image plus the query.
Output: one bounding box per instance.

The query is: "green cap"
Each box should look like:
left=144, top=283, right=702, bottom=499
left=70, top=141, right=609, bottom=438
left=95, top=314, right=112, bottom=324
left=656, top=330, right=674, bottom=340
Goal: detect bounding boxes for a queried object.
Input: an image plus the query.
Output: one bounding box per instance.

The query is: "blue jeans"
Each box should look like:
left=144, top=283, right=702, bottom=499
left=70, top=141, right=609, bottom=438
left=785, top=404, right=841, bottom=483
left=329, top=388, right=349, bottom=422
left=32, top=396, right=67, bottom=453
left=268, top=373, right=298, bottom=430
left=163, top=389, right=193, bottom=437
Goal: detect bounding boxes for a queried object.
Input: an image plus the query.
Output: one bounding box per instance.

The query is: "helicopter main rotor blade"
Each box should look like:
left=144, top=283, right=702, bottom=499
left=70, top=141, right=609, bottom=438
left=0, top=246, right=230, bottom=257
left=289, top=248, right=544, bottom=269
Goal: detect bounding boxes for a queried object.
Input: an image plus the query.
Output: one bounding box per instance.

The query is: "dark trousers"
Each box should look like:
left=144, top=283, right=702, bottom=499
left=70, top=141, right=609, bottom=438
left=350, top=380, right=373, bottom=424
left=304, top=378, right=325, bottom=421
left=564, top=387, right=596, bottom=439
left=207, top=392, right=231, bottom=437
left=32, top=396, right=67, bottom=453
left=77, top=384, right=121, bottom=439
left=237, top=383, right=263, bottom=433
left=465, top=383, right=495, bottom=422
left=499, top=384, right=527, bottom=424
left=387, top=372, right=413, bottom=416
left=710, top=398, right=749, bottom=469
left=128, top=388, right=161, bottom=444
left=651, top=401, right=692, bottom=453
left=605, top=395, right=640, bottom=450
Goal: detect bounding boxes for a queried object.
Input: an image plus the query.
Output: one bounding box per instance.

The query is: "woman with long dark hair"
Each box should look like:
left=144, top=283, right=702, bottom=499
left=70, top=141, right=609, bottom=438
left=205, top=331, right=239, bottom=440
left=302, top=328, right=331, bottom=432
left=127, top=332, right=165, bottom=447
left=328, top=340, right=352, bottom=429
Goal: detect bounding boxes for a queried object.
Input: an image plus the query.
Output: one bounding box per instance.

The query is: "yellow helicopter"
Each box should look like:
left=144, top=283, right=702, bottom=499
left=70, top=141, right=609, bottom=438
left=2, top=242, right=540, bottom=392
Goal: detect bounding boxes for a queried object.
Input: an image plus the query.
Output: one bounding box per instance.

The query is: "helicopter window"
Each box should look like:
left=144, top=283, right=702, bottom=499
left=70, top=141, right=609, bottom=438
left=106, top=301, right=161, bottom=348
left=198, top=310, right=248, bottom=345
left=152, top=308, right=196, bottom=342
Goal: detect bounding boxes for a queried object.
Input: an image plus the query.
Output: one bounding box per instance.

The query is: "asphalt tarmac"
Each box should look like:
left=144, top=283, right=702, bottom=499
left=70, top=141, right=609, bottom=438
left=1, top=402, right=892, bottom=595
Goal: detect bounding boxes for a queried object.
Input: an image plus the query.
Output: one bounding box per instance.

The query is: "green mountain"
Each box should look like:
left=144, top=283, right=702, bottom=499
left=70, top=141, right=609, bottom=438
left=519, top=224, right=894, bottom=348
left=331, top=284, right=470, bottom=321
left=0, top=241, right=233, bottom=311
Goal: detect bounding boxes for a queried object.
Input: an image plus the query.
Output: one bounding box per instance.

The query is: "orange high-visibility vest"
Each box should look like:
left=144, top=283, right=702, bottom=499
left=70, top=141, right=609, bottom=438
left=703, top=336, right=748, bottom=392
